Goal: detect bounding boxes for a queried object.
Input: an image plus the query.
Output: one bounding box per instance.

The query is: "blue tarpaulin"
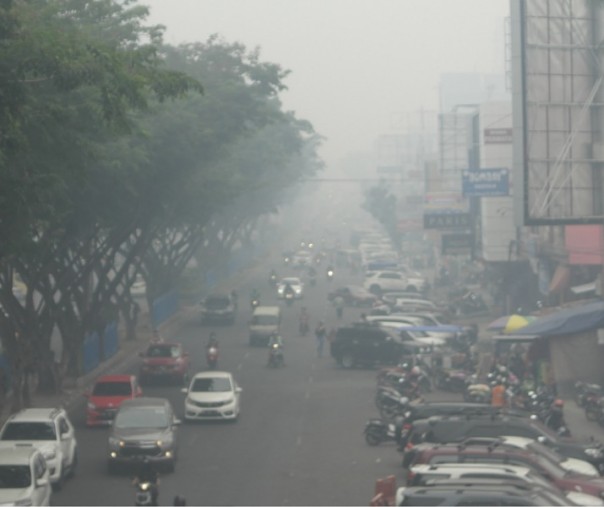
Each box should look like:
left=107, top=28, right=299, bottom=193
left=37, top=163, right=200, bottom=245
left=512, top=300, right=604, bottom=338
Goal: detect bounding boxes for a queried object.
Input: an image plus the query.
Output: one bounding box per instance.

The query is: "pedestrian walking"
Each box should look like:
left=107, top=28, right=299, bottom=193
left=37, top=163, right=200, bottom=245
left=315, top=321, right=327, bottom=358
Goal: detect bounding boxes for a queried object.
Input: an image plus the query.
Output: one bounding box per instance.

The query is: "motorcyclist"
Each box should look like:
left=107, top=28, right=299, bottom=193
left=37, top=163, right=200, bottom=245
left=545, top=399, right=568, bottom=433
left=207, top=332, right=218, bottom=349
left=133, top=457, right=159, bottom=506
left=250, top=288, right=261, bottom=308
left=326, top=265, right=335, bottom=279
left=268, top=333, right=284, bottom=365
left=283, top=282, right=295, bottom=298
left=268, top=269, right=278, bottom=286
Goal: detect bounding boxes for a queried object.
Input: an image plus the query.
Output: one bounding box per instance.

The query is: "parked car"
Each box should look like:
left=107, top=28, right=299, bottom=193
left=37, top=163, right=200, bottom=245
left=407, top=463, right=603, bottom=506
left=139, top=343, right=190, bottom=385
left=85, top=374, right=142, bottom=426
left=181, top=371, right=242, bottom=422
left=0, top=447, right=52, bottom=506
left=402, top=441, right=604, bottom=499
left=327, top=285, right=377, bottom=306
left=404, top=414, right=604, bottom=472
left=0, top=408, right=78, bottom=490
left=364, top=271, right=410, bottom=295
left=330, top=323, right=424, bottom=369
left=277, top=277, right=304, bottom=299
left=107, top=397, right=180, bottom=474
left=395, top=480, right=571, bottom=506
left=199, top=293, right=236, bottom=324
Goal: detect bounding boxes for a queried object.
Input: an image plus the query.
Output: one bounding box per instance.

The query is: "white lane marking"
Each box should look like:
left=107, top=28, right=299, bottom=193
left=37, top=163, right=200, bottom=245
left=237, top=363, right=243, bottom=371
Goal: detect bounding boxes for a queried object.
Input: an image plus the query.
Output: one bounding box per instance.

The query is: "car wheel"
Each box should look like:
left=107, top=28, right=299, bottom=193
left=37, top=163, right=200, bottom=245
left=341, top=352, right=355, bottom=369
left=365, top=429, right=382, bottom=446
left=369, top=285, right=381, bottom=296
left=52, top=466, right=64, bottom=492
left=67, top=449, right=78, bottom=478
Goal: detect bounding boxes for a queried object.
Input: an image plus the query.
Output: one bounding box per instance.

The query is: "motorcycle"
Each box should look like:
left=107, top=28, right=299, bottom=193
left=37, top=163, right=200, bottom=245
left=284, top=292, right=294, bottom=306
left=135, top=481, right=158, bottom=506
left=206, top=346, right=218, bottom=369
left=435, top=368, right=470, bottom=393
left=268, top=343, right=284, bottom=368
left=309, top=273, right=317, bottom=286
left=326, top=269, right=334, bottom=282
left=251, top=298, right=260, bottom=310
left=375, top=388, right=410, bottom=420
left=575, top=381, right=602, bottom=408
left=463, top=377, right=491, bottom=404
left=268, top=273, right=278, bottom=287
left=364, top=416, right=406, bottom=446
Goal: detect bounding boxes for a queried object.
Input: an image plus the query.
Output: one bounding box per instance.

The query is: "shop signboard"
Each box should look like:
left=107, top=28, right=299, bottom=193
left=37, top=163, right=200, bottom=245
left=423, top=213, right=471, bottom=230
left=462, top=168, right=509, bottom=197
left=442, top=233, right=474, bottom=255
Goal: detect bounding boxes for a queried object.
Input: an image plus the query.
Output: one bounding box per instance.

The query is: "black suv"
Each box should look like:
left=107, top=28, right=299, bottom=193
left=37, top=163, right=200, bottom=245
left=405, top=414, right=604, bottom=472
left=330, top=323, right=429, bottom=369
left=199, top=293, right=236, bottom=324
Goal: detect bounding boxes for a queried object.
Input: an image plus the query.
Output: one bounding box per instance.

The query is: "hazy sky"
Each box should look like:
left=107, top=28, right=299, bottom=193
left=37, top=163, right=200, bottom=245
left=144, top=0, right=510, bottom=169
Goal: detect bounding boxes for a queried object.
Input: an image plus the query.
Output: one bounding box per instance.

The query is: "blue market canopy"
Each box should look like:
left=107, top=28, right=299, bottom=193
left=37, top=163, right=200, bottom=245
left=511, top=300, right=604, bottom=338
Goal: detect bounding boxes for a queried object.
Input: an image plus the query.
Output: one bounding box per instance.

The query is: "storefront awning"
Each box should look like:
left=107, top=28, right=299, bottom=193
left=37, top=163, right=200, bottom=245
left=511, top=300, right=604, bottom=338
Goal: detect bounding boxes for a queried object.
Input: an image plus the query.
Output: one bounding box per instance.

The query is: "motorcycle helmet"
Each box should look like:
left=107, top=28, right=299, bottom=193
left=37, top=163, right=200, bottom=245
left=410, top=366, right=420, bottom=376
left=553, top=398, right=564, bottom=408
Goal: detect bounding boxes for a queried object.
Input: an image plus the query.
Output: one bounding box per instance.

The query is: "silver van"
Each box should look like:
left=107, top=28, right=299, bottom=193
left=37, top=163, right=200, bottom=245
left=249, top=306, right=281, bottom=346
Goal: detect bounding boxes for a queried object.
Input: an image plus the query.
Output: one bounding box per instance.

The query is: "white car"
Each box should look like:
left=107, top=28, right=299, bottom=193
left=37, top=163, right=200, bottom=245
left=366, top=314, right=456, bottom=343
left=406, top=462, right=603, bottom=506
left=0, top=408, right=78, bottom=490
left=182, top=371, right=242, bottom=421
left=374, top=320, right=447, bottom=348
left=0, top=447, right=52, bottom=506
left=291, top=250, right=312, bottom=267
left=277, top=277, right=304, bottom=299
left=364, top=271, right=410, bottom=295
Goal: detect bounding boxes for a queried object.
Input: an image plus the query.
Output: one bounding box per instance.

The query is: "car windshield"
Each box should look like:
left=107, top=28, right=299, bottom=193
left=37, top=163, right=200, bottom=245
left=146, top=346, right=179, bottom=358
left=1, top=422, right=56, bottom=441
left=0, top=466, right=31, bottom=489
left=282, top=278, right=299, bottom=285
left=114, top=407, right=170, bottom=429
left=205, top=297, right=230, bottom=309
left=92, top=381, right=132, bottom=396
left=191, top=377, right=232, bottom=393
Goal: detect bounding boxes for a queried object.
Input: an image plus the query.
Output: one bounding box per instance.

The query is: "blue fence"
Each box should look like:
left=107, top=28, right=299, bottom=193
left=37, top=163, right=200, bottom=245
left=151, top=290, right=179, bottom=328
left=82, top=331, right=100, bottom=374
left=82, top=321, right=120, bottom=374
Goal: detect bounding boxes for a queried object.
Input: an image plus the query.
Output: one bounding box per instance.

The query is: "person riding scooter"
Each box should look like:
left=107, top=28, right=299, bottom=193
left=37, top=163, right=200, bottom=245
left=250, top=288, right=261, bottom=309
left=267, top=333, right=284, bottom=366
left=132, top=457, right=159, bottom=506
left=206, top=333, right=219, bottom=369
left=299, top=307, right=310, bottom=335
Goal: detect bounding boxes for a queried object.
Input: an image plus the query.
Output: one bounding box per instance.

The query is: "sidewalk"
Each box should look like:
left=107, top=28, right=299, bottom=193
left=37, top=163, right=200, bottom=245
left=0, top=305, right=197, bottom=425
left=0, top=246, right=271, bottom=425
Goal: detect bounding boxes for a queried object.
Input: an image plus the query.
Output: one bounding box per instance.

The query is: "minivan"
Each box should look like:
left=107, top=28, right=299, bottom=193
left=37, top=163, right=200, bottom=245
left=249, top=306, right=281, bottom=346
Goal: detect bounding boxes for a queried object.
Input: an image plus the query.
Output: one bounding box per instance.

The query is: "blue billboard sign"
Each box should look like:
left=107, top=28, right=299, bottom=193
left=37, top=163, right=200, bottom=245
left=462, top=168, right=509, bottom=197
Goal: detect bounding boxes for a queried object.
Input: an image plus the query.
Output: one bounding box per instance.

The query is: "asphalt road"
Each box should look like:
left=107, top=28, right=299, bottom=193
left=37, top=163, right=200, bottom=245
left=50, top=219, right=604, bottom=506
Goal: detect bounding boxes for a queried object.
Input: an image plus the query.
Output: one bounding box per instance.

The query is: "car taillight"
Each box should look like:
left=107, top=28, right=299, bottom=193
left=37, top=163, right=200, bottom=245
left=406, top=471, right=416, bottom=484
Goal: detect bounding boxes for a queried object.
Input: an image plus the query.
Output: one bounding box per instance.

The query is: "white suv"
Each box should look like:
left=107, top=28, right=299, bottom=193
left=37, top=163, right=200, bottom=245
left=0, top=408, right=78, bottom=490
left=0, top=446, right=51, bottom=506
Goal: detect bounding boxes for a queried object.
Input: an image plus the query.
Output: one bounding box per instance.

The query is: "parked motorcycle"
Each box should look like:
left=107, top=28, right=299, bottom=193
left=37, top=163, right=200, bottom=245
left=575, top=381, right=602, bottom=408
left=206, top=346, right=218, bottom=370
left=435, top=368, right=470, bottom=393
left=375, top=387, right=411, bottom=420
left=364, top=416, right=406, bottom=446
left=463, top=379, right=491, bottom=404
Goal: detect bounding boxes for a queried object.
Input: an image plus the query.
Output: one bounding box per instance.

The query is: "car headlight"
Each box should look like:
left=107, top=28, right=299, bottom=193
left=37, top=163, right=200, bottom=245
left=585, top=448, right=603, bottom=458
left=87, top=402, right=97, bottom=410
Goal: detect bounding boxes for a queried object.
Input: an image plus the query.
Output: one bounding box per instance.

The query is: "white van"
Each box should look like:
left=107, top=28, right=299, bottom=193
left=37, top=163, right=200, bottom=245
left=249, top=306, right=281, bottom=346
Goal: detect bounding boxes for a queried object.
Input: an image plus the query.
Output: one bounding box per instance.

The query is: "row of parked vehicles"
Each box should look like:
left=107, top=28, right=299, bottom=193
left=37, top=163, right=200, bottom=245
left=369, top=400, right=604, bottom=505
